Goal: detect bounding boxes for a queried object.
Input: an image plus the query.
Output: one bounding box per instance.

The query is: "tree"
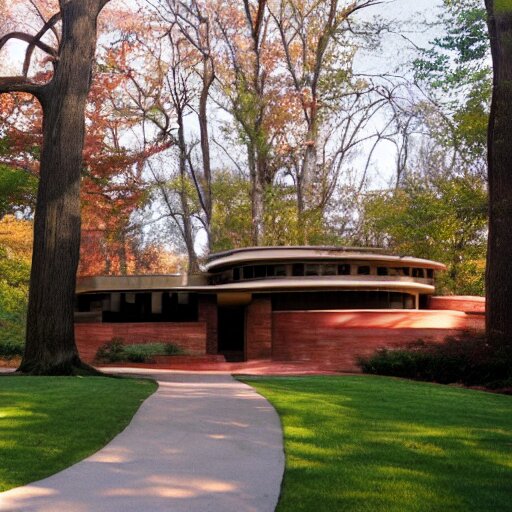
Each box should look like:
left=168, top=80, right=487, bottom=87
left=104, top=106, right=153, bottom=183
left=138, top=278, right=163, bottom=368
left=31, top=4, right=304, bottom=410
left=414, top=0, right=491, bottom=179
left=270, top=0, right=379, bottom=226
left=484, top=0, right=512, bottom=348
left=361, top=172, right=488, bottom=295
left=0, top=0, right=111, bottom=374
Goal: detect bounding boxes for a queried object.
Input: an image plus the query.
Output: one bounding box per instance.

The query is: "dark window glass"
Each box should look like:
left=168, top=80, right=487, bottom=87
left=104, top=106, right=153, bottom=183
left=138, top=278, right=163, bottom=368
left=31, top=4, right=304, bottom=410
left=272, top=291, right=414, bottom=311
left=323, top=264, right=337, bottom=276
left=338, top=264, right=351, bottom=275
left=233, top=267, right=240, bottom=280
left=358, top=266, right=370, bottom=275
left=292, top=263, right=304, bottom=276
left=254, top=265, right=266, bottom=278
left=305, top=264, right=320, bottom=276
left=377, top=267, right=388, bottom=276
left=402, top=267, right=410, bottom=276
left=274, top=265, right=287, bottom=277
left=427, top=269, right=434, bottom=279
left=412, top=268, right=424, bottom=278
left=243, top=266, right=254, bottom=279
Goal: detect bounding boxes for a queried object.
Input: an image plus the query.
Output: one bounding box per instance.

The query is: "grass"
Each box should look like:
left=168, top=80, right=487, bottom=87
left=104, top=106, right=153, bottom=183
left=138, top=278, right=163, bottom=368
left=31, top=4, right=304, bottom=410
left=0, top=375, right=157, bottom=491
left=241, top=375, right=512, bottom=512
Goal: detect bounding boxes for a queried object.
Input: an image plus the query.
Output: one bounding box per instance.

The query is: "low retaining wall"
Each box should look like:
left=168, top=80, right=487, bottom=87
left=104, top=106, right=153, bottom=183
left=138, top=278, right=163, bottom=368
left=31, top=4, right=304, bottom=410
left=428, top=296, right=485, bottom=314
left=272, top=310, right=485, bottom=372
left=75, top=322, right=207, bottom=363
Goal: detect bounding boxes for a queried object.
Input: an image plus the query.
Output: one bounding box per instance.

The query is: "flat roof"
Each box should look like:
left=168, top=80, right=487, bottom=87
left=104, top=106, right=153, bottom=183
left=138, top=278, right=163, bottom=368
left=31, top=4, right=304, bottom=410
left=205, top=246, right=446, bottom=272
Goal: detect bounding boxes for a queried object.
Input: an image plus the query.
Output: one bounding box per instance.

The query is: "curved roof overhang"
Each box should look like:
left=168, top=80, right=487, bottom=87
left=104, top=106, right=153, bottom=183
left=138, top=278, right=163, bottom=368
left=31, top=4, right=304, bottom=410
left=77, top=275, right=434, bottom=295
left=205, top=247, right=446, bottom=272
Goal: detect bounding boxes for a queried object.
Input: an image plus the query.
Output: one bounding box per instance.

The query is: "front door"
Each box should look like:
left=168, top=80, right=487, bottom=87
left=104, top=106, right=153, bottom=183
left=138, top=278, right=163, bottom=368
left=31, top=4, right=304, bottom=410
left=217, top=305, right=245, bottom=361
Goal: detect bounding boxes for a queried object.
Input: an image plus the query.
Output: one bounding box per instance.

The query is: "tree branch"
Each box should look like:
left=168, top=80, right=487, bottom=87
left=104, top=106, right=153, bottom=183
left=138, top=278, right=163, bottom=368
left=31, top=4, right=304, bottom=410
left=23, top=11, right=62, bottom=76
left=0, top=76, right=46, bottom=100
left=0, top=31, right=58, bottom=58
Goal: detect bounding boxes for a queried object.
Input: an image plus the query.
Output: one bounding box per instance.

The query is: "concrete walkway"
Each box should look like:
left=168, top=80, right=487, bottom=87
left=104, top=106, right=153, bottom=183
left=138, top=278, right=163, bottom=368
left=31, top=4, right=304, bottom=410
left=0, top=370, right=284, bottom=512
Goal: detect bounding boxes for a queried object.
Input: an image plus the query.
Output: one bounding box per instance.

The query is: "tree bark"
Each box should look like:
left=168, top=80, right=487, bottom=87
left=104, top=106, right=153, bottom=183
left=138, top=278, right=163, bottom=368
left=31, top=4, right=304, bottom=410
left=17, top=0, right=109, bottom=374
left=485, top=0, right=512, bottom=347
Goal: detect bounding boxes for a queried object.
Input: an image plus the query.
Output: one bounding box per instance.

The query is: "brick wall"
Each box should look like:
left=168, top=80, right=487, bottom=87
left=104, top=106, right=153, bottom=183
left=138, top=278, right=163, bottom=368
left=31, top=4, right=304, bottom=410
left=246, top=296, right=272, bottom=359
left=272, top=310, right=485, bottom=372
left=198, top=295, right=218, bottom=355
left=428, top=296, right=485, bottom=314
left=75, top=322, right=207, bottom=363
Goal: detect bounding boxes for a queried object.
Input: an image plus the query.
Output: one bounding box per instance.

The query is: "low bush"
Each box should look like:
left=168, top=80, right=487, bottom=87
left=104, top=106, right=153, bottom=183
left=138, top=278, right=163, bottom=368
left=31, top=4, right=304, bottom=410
left=95, top=337, right=125, bottom=362
left=95, top=339, right=186, bottom=363
left=0, top=337, right=24, bottom=359
left=358, top=334, right=512, bottom=390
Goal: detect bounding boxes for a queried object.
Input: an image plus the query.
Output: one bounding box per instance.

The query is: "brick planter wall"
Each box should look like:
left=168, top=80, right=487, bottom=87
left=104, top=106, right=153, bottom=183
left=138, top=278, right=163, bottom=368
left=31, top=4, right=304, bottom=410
left=272, top=310, right=485, bottom=372
left=75, top=322, right=207, bottom=363
left=428, top=296, right=485, bottom=314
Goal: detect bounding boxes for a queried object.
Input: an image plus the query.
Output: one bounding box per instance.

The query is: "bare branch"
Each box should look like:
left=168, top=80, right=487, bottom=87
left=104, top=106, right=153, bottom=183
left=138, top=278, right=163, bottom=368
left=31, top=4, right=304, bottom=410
left=0, top=31, right=58, bottom=58
left=22, top=11, right=62, bottom=76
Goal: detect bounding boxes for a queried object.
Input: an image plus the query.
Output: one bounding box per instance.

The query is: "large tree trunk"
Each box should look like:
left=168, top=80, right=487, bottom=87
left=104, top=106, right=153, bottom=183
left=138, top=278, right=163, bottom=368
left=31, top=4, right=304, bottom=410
left=18, top=0, right=108, bottom=374
left=485, top=0, right=512, bottom=348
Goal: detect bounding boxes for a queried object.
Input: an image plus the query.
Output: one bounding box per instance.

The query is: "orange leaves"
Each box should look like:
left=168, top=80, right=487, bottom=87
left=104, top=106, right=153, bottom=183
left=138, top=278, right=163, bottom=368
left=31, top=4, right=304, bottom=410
left=0, top=215, right=33, bottom=262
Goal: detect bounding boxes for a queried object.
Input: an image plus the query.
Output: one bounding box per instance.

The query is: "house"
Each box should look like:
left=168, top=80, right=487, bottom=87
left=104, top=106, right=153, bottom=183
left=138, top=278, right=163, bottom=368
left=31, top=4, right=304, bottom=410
left=75, top=246, right=485, bottom=370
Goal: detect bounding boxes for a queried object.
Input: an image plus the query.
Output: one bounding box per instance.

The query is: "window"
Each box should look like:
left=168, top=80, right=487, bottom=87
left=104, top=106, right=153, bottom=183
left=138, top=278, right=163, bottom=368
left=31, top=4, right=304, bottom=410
left=402, top=267, right=410, bottom=276
left=274, top=265, right=287, bottom=277
left=358, top=265, right=370, bottom=275
left=322, top=264, right=337, bottom=276
left=233, top=267, right=240, bottom=281
left=427, top=269, right=434, bottom=279
left=305, top=264, right=320, bottom=276
left=254, top=265, right=266, bottom=278
left=377, top=267, right=388, bottom=276
left=243, top=266, right=254, bottom=279
left=412, top=268, right=424, bottom=278
left=177, top=292, right=189, bottom=304
left=338, top=264, right=351, bottom=275
left=292, top=263, right=304, bottom=276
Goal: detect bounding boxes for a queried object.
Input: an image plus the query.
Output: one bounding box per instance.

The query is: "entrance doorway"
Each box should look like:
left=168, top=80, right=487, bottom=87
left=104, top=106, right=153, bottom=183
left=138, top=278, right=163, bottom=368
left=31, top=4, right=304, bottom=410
left=217, top=306, right=245, bottom=361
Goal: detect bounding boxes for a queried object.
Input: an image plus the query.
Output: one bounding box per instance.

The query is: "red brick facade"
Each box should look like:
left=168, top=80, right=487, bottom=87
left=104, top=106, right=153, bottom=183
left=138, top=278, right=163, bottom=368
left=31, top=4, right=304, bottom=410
left=245, top=296, right=272, bottom=359
left=74, top=295, right=486, bottom=371
left=75, top=322, right=207, bottom=363
left=272, top=310, right=485, bottom=372
left=428, top=296, right=485, bottom=314
left=198, top=295, right=218, bottom=355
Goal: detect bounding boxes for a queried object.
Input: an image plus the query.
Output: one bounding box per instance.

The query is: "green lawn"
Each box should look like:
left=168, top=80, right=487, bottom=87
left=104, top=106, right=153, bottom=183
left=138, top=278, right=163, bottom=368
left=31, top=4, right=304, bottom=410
left=242, top=375, right=512, bottom=512
left=0, top=375, right=157, bottom=491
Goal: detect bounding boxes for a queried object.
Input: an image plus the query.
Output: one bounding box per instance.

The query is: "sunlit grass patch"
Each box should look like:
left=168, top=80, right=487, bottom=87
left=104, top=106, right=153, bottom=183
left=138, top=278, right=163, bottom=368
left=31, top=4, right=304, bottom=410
left=0, top=376, right=156, bottom=491
left=242, top=375, right=512, bottom=512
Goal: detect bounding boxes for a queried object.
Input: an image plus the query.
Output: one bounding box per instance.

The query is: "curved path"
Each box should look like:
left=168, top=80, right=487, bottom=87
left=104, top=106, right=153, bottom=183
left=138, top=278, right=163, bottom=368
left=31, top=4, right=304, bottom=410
left=0, top=370, right=284, bottom=512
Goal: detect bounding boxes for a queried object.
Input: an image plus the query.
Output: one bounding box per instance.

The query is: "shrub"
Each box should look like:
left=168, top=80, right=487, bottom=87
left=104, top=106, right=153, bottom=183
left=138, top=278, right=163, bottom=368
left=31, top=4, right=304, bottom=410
left=95, top=339, right=186, bottom=363
left=357, top=334, right=512, bottom=389
left=95, top=338, right=125, bottom=363
left=163, top=343, right=185, bottom=355
left=122, top=343, right=167, bottom=363
left=0, top=337, right=24, bottom=359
